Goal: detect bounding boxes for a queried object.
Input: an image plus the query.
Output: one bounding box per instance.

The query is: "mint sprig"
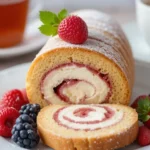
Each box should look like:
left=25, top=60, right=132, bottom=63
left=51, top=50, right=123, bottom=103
left=137, top=97, right=150, bottom=122
left=58, top=9, right=68, bottom=20
left=39, top=9, right=68, bottom=36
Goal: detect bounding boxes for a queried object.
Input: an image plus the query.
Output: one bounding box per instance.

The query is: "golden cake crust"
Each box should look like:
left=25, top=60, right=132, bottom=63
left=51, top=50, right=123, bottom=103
left=26, top=47, right=131, bottom=107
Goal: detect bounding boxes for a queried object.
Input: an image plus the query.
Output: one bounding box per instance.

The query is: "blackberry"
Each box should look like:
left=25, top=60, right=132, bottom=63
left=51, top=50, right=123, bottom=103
left=15, top=114, right=37, bottom=128
left=19, top=104, right=41, bottom=122
left=11, top=122, right=40, bottom=149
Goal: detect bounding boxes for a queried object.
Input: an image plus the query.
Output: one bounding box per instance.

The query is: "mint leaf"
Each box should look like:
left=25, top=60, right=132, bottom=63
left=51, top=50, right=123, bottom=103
left=39, top=11, right=58, bottom=25
left=39, top=25, right=57, bottom=36
left=39, top=9, right=68, bottom=36
left=137, top=97, right=150, bottom=113
left=137, top=97, right=150, bottom=122
left=58, top=9, right=68, bottom=20
left=139, top=114, right=150, bottom=122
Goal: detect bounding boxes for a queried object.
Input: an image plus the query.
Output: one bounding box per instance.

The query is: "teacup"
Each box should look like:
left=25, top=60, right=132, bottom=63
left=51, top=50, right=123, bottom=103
left=0, top=0, right=42, bottom=48
left=136, top=0, right=150, bottom=46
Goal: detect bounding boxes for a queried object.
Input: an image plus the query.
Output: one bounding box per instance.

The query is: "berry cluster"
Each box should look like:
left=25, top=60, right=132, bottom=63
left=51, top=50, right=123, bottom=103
left=11, top=113, right=40, bottom=149
left=0, top=89, right=28, bottom=137
left=0, top=89, right=41, bottom=149
left=11, top=104, right=41, bottom=149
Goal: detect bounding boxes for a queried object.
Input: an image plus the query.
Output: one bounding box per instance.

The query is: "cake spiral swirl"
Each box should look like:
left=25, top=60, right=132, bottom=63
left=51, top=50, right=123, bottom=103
left=53, top=105, right=123, bottom=130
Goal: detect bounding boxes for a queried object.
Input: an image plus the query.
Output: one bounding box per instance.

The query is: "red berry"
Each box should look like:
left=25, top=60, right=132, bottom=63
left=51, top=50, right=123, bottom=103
left=144, top=119, right=150, bottom=129
left=0, top=107, right=19, bottom=137
left=0, top=101, right=7, bottom=110
left=21, top=88, right=29, bottom=103
left=1, top=89, right=28, bottom=111
left=58, top=15, right=88, bottom=44
left=131, top=95, right=150, bottom=109
left=138, top=126, right=150, bottom=146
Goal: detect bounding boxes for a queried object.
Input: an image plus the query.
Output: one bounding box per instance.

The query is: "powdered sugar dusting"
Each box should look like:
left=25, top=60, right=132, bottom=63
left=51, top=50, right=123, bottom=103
left=73, top=10, right=125, bottom=40
left=38, top=34, right=127, bottom=80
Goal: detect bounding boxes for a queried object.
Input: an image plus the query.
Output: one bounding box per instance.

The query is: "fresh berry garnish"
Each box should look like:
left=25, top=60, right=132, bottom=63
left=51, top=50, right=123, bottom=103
left=11, top=122, right=39, bottom=149
left=0, top=102, right=7, bottom=110
left=1, top=89, right=28, bottom=111
left=134, top=96, right=150, bottom=129
left=15, top=114, right=36, bottom=128
left=58, top=15, right=88, bottom=44
left=39, top=9, right=88, bottom=44
left=138, top=126, right=150, bottom=146
left=19, top=104, right=41, bottom=122
left=136, top=97, right=150, bottom=122
left=144, top=118, right=150, bottom=129
left=131, top=95, right=150, bottom=109
left=0, top=107, right=19, bottom=137
left=21, top=89, right=29, bottom=103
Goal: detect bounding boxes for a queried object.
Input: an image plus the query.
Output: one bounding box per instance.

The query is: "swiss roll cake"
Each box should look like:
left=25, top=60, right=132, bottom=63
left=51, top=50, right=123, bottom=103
left=26, top=10, right=134, bottom=107
left=37, top=104, right=138, bottom=150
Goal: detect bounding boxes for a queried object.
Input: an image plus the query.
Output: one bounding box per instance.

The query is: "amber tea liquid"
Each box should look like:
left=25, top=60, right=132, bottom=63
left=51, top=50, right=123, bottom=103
left=0, top=0, right=29, bottom=47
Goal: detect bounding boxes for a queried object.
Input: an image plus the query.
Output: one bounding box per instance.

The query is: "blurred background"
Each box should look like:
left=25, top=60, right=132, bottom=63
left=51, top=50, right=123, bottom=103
left=43, top=0, right=135, bottom=23
left=0, top=0, right=144, bottom=70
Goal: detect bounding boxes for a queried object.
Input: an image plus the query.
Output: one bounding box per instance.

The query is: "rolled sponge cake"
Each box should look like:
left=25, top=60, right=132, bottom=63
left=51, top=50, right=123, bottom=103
left=37, top=104, right=138, bottom=150
left=26, top=10, right=134, bottom=107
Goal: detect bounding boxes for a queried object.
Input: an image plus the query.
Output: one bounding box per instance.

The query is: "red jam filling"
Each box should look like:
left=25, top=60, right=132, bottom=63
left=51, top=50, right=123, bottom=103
left=41, top=62, right=112, bottom=103
left=53, top=106, right=115, bottom=131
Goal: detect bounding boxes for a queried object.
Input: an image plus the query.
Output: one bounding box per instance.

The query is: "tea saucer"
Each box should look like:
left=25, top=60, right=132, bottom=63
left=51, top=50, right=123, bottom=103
left=122, top=21, right=150, bottom=63
left=0, top=19, right=48, bottom=59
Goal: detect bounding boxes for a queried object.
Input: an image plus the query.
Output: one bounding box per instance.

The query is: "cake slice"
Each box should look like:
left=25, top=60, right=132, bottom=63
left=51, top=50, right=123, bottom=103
left=37, top=104, right=138, bottom=150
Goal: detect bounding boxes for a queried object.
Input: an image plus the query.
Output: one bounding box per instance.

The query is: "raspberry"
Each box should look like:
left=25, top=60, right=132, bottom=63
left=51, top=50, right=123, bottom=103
left=21, top=89, right=29, bottom=103
left=58, top=15, right=88, bottom=44
left=1, top=89, right=28, bottom=111
left=0, top=102, right=7, bottom=110
left=0, top=107, right=19, bottom=137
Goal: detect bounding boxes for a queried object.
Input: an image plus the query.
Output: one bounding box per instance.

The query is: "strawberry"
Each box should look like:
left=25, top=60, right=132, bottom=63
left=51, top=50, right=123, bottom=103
left=144, top=119, right=150, bottom=129
left=0, top=107, right=19, bottom=137
left=39, top=9, right=88, bottom=44
left=58, top=15, right=88, bottom=44
left=138, top=126, right=150, bottom=146
left=131, top=95, right=150, bottom=109
left=1, top=89, right=28, bottom=111
left=135, top=96, right=150, bottom=129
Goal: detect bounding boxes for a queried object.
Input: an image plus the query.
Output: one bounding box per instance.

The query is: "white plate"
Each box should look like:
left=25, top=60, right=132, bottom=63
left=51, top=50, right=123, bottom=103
left=0, top=62, right=150, bottom=150
left=122, top=21, right=150, bottom=63
left=0, top=20, right=47, bottom=59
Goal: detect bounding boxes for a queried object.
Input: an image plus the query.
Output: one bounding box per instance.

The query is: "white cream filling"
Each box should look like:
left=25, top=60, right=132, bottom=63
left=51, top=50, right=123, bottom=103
left=62, top=81, right=95, bottom=103
left=41, top=64, right=110, bottom=104
left=58, top=105, right=123, bottom=130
